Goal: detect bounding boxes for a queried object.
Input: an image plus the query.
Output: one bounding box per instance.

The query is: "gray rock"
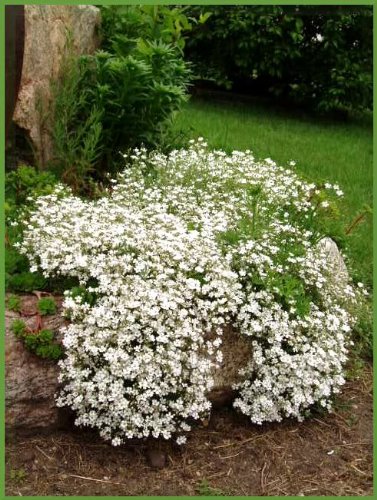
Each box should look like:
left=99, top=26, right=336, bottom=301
left=316, top=237, right=349, bottom=289
left=5, top=302, right=68, bottom=433
left=13, top=5, right=101, bottom=167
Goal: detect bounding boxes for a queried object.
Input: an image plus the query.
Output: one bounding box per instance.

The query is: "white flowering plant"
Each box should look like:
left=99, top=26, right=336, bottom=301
left=17, top=139, right=366, bottom=445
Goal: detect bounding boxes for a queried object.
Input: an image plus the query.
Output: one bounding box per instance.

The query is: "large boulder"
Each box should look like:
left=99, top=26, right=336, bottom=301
left=5, top=296, right=70, bottom=433
left=13, top=5, right=101, bottom=167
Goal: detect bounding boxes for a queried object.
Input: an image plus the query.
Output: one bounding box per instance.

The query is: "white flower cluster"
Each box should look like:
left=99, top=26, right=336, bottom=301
left=19, top=140, right=362, bottom=443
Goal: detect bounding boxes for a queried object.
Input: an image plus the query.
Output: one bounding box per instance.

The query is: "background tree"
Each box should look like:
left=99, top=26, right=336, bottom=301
left=185, top=5, right=372, bottom=113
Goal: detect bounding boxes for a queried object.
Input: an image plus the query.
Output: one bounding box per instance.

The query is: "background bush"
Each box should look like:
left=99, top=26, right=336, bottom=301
left=185, top=5, right=372, bottom=113
left=51, top=5, right=194, bottom=187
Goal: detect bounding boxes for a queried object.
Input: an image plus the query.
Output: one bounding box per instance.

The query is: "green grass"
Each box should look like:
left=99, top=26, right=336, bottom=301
left=172, top=98, right=373, bottom=288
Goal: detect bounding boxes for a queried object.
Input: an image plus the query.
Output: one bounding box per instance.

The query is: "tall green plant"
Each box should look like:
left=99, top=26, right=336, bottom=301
left=50, top=11, right=192, bottom=185
left=100, top=5, right=205, bottom=52
left=51, top=41, right=102, bottom=193
left=77, top=39, right=190, bottom=171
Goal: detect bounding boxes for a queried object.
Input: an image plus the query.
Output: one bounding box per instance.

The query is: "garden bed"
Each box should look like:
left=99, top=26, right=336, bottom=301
left=6, top=364, right=372, bottom=496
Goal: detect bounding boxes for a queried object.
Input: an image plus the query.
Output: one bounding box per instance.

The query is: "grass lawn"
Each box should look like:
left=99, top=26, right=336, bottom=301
left=172, top=97, right=373, bottom=287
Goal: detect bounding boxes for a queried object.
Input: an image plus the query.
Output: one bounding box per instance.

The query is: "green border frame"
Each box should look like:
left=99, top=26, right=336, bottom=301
left=1, top=1, right=374, bottom=499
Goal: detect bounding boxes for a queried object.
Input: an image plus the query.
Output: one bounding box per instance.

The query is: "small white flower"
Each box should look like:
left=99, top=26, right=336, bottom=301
left=176, top=435, right=187, bottom=445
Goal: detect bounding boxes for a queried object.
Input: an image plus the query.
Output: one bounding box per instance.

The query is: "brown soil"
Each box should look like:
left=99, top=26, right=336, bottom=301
left=5, top=365, right=373, bottom=496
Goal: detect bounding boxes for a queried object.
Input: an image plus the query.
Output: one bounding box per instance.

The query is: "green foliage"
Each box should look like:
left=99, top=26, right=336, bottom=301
left=218, top=193, right=322, bottom=320
left=37, top=297, right=57, bottom=316
left=50, top=7, right=193, bottom=186
left=70, top=286, right=97, bottom=306
left=185, top=5, right=372, bottom=113
left=217, top=228, right=242, bottom=247
left=11, top=319, right=27, bottom=338
left=100, top=5, right=199, bottom=52
left=23, top=329, right=54, bottom=351
left=7, top=294, right=21, bottom=312
left=35, top=343, right=63, bottom=361
left=196, top=479, right=226, bottom=496
left=5, top=165, right=57, bottom=218
left=5, top=245, right=47, bottom=293
left=82, top=40, right=191, bottom=161
left=6, top=268, right=48, bottom=293
left=351, top=299, right=373, bottom=360
left=47, top=275, right=81, bottom=294
left=5, top=165, right=58, bottom=292
left=50, top=40, right=103, bottom=194
left=5, top=247, right=29, bottom=276
left=345, top=353, right=368, bottom=381
left=10, top=295, right=63, bottom=360
left=12, top=322, right=63, bottom=361
left=10, top=469, right=27, bottom=484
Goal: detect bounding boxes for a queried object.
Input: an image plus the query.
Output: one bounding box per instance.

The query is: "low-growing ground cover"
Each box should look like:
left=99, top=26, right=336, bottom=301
left=14, top=140, right=368, bottom=446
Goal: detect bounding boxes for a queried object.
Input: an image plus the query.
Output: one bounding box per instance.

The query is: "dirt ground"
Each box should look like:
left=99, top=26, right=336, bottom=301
left=5, top=363, right=373, bottom=497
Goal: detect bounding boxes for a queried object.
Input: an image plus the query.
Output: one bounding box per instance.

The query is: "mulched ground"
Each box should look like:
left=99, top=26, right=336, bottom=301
left=6, top=363, right=373, bottom=496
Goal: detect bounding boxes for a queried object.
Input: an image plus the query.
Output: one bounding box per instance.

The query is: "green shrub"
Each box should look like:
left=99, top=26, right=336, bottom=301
left=5, top=244, right=48, bottom=293
left=50, top=7, right=193, bottom=187
left=37, top=297, right=57, bottom=316
left=185, top=5, right=372, bottom=113
left=50, top=41, right=103, bottom=194
left=85, top=40, right=190, bottom=158
left=6, top=269, right=47, bottom=293
left=5, top=247, right=29, bottom=276
left=5, top=165, right=57, bottom=212
left=100, top=5, right=198, bottom=52
left=23, top=329, right=63, bottom=360
left=5, top=165, right=58, bottom=292
left=35, top=343, right=63, bottom=361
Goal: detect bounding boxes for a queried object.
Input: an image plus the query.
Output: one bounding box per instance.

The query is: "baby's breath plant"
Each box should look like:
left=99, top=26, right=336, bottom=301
left=18, top=140, right=365, bottom=444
